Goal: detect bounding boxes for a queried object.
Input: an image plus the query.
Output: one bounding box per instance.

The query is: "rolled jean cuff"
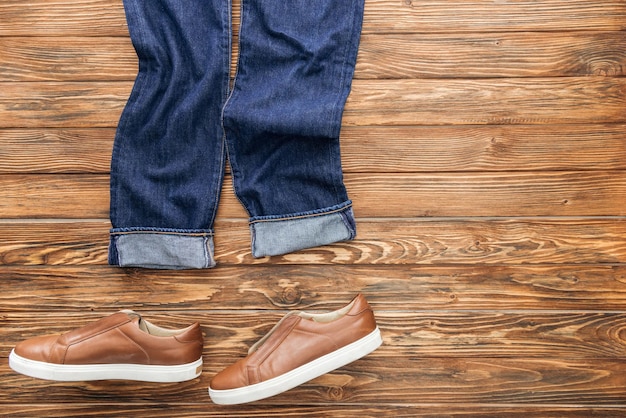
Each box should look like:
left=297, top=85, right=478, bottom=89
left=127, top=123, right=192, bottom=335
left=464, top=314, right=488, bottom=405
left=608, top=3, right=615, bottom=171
left=250, top=202, right=357, bottom=258
left=109, top=228, right=216, bottom=269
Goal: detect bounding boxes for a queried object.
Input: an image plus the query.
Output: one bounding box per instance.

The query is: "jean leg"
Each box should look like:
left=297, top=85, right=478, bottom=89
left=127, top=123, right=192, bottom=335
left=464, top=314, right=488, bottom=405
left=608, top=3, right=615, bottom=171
left=223, top=0, right=364, bottom=258
left=109, top=0, right=231, bottom=269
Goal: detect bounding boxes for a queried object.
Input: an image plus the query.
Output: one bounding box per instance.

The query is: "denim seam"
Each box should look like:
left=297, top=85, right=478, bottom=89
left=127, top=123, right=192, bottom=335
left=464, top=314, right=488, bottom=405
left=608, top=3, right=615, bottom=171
left=111, top=230, right=214, bottom=237
left=221, top=0, right=253, bottom=219
left=207, top=0, right=233, bottom=229
left=328, top=0, right=360, bottom=140
left=328, top=6, right=351, bottom=138
left=203, top=235, right=213, bottom=268
left=326, top=0, right=361, bottom=199
left=339, top=208, right=357, bottom=240
left=110, top=235, right=120, bottom=266
left=110, top=0, right=150, bottom=226
left=249, top=201, right=353, bottom=224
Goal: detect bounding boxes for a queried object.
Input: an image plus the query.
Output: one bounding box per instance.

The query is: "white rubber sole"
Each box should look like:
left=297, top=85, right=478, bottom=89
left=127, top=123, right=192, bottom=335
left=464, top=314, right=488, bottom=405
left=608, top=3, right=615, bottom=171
left=208, top=327, right=383, bottom=405
left=8, top=350, right=203, bottom=382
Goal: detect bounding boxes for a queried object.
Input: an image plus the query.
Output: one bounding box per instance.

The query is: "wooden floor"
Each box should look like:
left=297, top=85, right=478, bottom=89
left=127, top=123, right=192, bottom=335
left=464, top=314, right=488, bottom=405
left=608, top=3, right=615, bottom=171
left=1, top=1, right=626, bottom=416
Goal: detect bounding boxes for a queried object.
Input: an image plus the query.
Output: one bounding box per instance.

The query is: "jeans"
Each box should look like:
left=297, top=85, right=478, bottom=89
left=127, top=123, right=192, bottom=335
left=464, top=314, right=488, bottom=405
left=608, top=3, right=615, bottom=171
left=109, top=0, right=364, bottom=269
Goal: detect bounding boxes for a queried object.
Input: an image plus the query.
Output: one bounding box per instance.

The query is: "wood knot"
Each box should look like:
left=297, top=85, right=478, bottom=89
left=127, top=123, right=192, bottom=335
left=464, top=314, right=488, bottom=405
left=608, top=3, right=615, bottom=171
left=281, top=287, right=302, bottom=305
left=327, top=386, right=345, bottom=401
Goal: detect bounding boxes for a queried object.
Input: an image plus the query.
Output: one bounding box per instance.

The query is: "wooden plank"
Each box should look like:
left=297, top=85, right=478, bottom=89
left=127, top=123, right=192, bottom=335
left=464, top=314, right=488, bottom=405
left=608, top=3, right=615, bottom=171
left=357, top=32, right=626, bottom=79
left=0, top=0, right=127, bottom=37
left=2, top=265, right=626, bottom=312
left=2, top=124, right=626, bottom=174
left=344, top=78, right=626, bottom=126
left=0, top=37, right=136, bottom=82
left=1, top=219, right=624, bottom=266
left=2, top=313, right=626, bottom=405
left=2, top=32, right=625, bottom=82
left=0, top=174, right=110, bottom=219
left=362, top=0, right=626, bottom=33
left=204, top=313, right=626, bottom=365
left=1, top=404, right=622, bottom=418
left=346, top=171, right=626, bottom=217
left=0, top=129, right=114, bottom=174
left=1, top=171, right=624, bottom=218
left=2, top=405, right=625, bottom=418
left=1, top=1, right=625, bottom=36
left=2, top=78, right=625, bottom=128
left=340, top=124, right=626, bottom=173
left=6, top=311, right=626, bottom=360
left=0, top=82, right=129, bottom=129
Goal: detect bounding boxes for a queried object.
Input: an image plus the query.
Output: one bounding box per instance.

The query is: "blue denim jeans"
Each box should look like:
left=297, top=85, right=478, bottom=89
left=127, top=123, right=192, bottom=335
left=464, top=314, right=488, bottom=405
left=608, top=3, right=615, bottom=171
left=109, top=0, right=364, bottom=269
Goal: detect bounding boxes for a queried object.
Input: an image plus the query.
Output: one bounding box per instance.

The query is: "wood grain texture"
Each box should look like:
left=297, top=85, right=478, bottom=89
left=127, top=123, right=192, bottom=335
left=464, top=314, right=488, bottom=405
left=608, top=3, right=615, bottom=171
left=1, top=0, right=625, bottom=415
left=1, top=265, right=626, bottom=312
left=0, top=129, right=114, bottom=173
left=362, top=0, right=626, bottom=33
left=1, top=405, right=625, bottom=417
left=1, top=219, right=624, bottom=266
left=3, top=32, right=625, bottom=82
left=344, top=78, right=626, bottom=126
left=3, top=313, right=626, bottom=405
left=1, top=1, right=625, bottom=36
left=340, top=124, right=626, bottom=173
left=357, top=32, right=626, bottom=79
left=5, top=310, right=626, bottom=359
left=2, top=78, right=625, bottom=128
left=1, top=171, right=625, bottom=218
left=2, top=124, right=626, bottom=174
left=0, top=37, right=137, bottom=82
left=0, top=1, right=127, bottom=37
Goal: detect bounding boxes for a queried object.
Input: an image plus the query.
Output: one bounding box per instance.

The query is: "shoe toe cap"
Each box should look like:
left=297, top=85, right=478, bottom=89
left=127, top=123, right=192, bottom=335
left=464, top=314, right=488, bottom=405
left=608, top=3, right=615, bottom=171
left=14, top=335, right=61, bottom=363
left=210, top=360, right=250, bottom=391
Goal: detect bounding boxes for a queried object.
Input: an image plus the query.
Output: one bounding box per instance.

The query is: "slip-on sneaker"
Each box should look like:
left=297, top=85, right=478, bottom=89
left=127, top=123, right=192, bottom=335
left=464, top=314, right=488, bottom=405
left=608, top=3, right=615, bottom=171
left=9, top=310, right=203, bottom=382
left=208, top=293, right=382, bottom=404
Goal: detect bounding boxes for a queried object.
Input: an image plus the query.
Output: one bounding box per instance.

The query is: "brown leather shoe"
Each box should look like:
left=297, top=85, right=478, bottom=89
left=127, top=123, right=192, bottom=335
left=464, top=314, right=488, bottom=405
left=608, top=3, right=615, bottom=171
left=9, top=310, right=203, bottom=382
left=208, top=294, right=382, bottom=404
